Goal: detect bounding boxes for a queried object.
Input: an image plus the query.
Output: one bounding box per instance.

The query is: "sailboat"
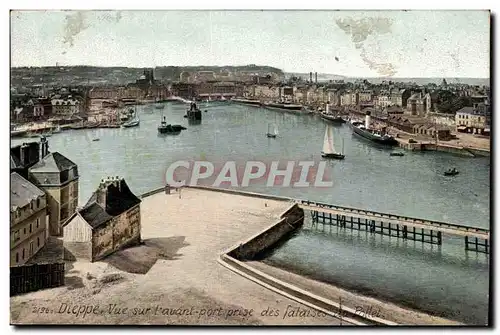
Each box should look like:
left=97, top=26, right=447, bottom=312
left=321, top=124, right=345, bottom=159
left=121, top=106, right=140, bottom=128
left=266, top=123, right=278, bottom=138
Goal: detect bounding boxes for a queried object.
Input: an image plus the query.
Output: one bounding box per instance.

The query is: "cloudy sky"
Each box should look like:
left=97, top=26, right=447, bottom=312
left=10, top=10, right=490, bottom=78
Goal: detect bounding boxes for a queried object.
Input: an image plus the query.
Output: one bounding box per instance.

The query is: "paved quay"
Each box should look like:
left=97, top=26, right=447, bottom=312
left=10, top=187, right=346, bottom=325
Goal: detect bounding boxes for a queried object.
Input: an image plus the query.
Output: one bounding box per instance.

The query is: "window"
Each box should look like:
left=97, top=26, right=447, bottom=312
left=37, top=237, right=40, bottom=247
left=36, top=198, right=40, bottom=208
left=23, top=228, right=26, bottom=235
left=16, top=253, right=19, bottom=263
left=36, top=218, right=40, bottom=228
left=14, top=230, right=20, bottom=241
left=29, top=224, right=32, bottom=233
left=30, top=201, right=33, bottom=210
left=22, top=249, right=25, bottom=260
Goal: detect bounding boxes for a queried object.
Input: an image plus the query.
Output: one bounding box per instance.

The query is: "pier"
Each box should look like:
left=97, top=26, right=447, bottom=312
left=299, top=200, right=489, bottom=254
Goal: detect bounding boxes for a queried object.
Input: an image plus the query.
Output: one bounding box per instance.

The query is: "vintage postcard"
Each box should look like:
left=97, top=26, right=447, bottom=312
left=9, top=9, right=491, bottom=326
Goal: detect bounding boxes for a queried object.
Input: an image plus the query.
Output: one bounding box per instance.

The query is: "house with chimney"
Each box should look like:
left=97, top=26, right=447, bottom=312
left=28, top=140, right=79, bottom=236
left=62, top=177, right=141, bottom=262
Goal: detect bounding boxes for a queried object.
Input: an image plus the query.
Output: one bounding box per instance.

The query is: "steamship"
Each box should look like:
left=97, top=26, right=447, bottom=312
left=263, top=101, right=305, bottom=112
left=320, top=103, right=346, bottom=124
left=350, top=112, right=398, bottom=145
left=231, top=98, right=262, bottom=106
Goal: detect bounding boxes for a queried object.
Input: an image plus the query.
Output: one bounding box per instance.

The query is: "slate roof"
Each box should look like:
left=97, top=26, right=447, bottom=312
left=67, top=178, right=141, bottom=230
left=29, top=152, right=77, bottom=173
left=78, top=202, right=114, bottom=229
left=11, top=172, right=45, bottom=211
left=456, top=107, right=475, bottom=115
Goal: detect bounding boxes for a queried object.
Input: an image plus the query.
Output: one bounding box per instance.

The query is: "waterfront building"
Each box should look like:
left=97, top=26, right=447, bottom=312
left=10, top=172, right=48, bottom=266
left=51, top=98, right=81, bottom=116
left=455, top=104, right=490, bottom=135
left=62, top=177, right=141, bottom=262
left=29, top=147, right=79, bottom=236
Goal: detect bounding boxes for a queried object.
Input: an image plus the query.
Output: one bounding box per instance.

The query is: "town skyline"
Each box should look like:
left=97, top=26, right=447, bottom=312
left=11, top=10, right=490, bottom=78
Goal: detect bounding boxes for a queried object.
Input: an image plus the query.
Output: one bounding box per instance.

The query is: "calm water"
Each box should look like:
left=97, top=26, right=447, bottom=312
left=12, top=102, right=490, bottom=324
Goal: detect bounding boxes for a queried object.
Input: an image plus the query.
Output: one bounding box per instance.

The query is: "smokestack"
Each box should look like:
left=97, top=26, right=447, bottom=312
left=365, top=111, right=371, bottom=129
left=310, top=72, right=313, bottom=83
left=315, top=72, right=318, bottom=84
left=326, top=102, right=329, bottom=114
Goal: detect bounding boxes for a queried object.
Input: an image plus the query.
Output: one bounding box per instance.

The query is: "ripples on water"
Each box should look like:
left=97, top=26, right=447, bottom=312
left=12, top=102, right=490, bottom=324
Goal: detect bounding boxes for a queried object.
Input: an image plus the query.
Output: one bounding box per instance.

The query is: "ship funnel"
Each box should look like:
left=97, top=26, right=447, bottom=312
left=326, top=103, right=329, bottom=114
left=365, top=112, right=371, bottom=129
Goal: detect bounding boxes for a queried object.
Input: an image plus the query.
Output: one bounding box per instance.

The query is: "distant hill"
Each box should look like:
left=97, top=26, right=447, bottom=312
left=10, top=65, right=285, bottom=87
left=285, top=72, right=489, bottom=86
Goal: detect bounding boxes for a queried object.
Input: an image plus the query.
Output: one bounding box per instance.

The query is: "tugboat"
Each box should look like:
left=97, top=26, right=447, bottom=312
left=158, top=115, right=186, bottom=134
left=185, top=102, right=202, bottom=121
left=444, top=168, right=459, bottom=176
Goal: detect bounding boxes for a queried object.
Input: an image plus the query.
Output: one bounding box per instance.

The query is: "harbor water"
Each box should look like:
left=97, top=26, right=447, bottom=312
left=11, top=102, right=490, bottom=324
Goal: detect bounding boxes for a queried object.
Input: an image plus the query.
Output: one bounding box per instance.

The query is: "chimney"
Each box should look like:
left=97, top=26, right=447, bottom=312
left=40, top=136, right=49, bottom=158
left=315, top=72, right=318, bottom=84
left=326, top=102, right=330, bottom=114
left=96, top=178, right=108, bottom=209
left=20, top=143, right=30, bottom=167
left=309, top=72, right=313, bottom=83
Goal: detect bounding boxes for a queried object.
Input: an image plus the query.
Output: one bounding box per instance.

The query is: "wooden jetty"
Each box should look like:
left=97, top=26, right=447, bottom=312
left=298, top=200, right=489, bottom=254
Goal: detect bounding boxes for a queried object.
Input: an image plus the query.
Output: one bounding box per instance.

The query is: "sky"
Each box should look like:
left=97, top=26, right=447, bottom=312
left=10, top=10, right=490, bottom=78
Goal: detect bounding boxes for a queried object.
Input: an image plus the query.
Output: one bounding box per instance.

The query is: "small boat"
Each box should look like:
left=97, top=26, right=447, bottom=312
left=444, top=168, right=459, bottom=176
left=92, top=138, right=100, bottom=142
left=266, top=123, right=278, bottom=138
left=155, top=103, right=165, bottom=109
left=321, top=124, right=345, bottom=159
left=52, top=126, right=61, bottom=134
left=390, top=152, right=405, bottom=157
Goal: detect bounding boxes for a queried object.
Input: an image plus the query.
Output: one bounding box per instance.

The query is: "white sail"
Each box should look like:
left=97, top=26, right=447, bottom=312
left=322, top=125, right=335, bottom=154
left=273, top=124, right=279, bottom=135
left=267, top=123, right=271, bottom=134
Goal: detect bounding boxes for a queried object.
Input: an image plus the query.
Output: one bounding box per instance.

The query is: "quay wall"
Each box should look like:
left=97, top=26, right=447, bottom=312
left=228, top=203, right=304, bottom=261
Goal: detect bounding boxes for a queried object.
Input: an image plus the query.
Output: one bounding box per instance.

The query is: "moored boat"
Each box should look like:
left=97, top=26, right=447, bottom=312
left=320, top=103, right=346, bottom=124
left=350, top=112, right=398, bottom=146
left=231, top=98, right=262, bottom=106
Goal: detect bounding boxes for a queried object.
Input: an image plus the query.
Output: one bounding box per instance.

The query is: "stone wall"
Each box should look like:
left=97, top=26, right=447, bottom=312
left=229, top=203, right=304, bottom=261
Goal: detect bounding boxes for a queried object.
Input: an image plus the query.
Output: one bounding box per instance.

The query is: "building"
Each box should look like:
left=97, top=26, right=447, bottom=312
left=10, top=140, right=41, bottom=179
left=62, top=177, right=141, bottom=262
left=406, top=92, right=427, bottom=116
left=10, top=172, right=48, bottom=266
left=51, top=98, right=81, bottom=115
left=390, top=89, right=411, bottom=108
left=29, top=150, right=79, bottom=236
left=455, top=105, right=490, bottom=135
left=358, top=90, right=373, bottom=103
